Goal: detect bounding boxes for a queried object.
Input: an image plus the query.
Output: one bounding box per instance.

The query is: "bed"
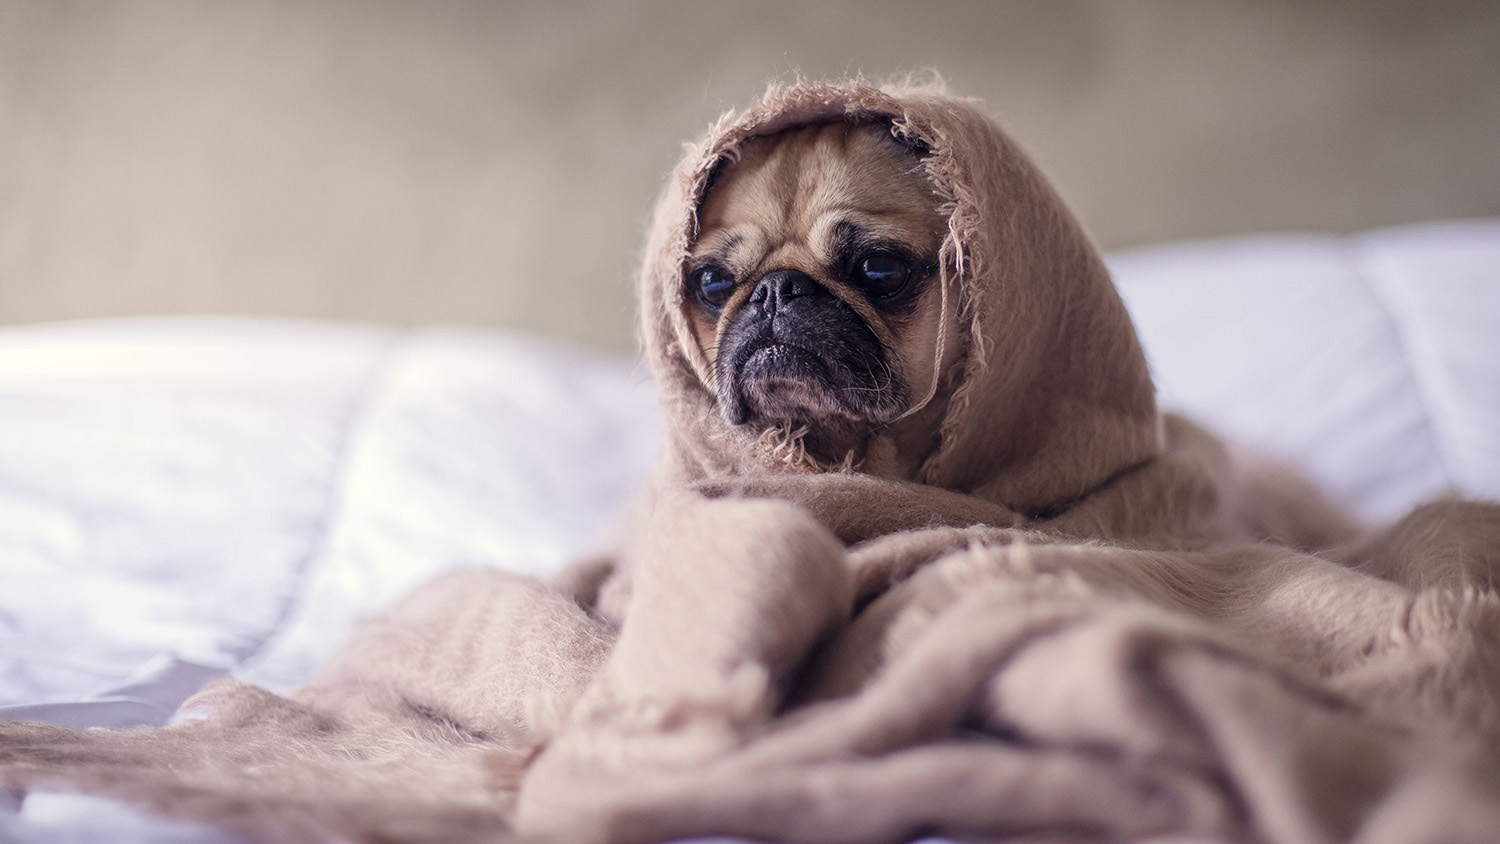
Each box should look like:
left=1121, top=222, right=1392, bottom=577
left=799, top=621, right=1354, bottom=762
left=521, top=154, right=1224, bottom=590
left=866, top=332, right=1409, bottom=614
left=2, top=219, right=1497, bottom=842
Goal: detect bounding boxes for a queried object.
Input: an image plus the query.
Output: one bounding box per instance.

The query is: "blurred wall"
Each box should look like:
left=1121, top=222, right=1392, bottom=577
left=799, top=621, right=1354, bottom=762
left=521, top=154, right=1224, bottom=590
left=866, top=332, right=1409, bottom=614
left=2, top=0, right=1497, bottom=354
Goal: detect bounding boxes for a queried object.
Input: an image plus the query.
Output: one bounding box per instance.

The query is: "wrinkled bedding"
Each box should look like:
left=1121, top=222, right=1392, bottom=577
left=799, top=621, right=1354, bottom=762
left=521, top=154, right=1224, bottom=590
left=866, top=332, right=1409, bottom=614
left=1, top=219, right=1498, bottom=842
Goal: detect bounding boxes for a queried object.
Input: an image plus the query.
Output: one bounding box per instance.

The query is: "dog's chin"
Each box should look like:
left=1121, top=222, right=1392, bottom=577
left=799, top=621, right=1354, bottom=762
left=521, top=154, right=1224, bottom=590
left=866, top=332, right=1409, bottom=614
left=720, top=339, right=906, bottom=445
left=735, top=343, right=850, bottom=425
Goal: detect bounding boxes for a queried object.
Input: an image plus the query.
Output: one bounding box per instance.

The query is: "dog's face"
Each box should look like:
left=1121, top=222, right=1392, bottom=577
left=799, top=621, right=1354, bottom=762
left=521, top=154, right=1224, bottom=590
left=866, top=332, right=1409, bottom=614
left=687, top=122, right=947, bottom=459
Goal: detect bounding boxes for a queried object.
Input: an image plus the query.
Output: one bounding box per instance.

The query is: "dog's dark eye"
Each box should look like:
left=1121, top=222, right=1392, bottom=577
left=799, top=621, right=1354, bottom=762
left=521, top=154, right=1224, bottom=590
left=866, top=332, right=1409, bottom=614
left=855, top=253, right=913, bottom=299
left=691, top=266, right=736, bottom=312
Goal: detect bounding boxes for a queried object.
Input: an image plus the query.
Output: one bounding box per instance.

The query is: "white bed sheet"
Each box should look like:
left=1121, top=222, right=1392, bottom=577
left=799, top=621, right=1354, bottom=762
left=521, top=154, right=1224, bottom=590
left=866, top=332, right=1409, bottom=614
left=1111, top=218, right=1500, bottom=520
left=2, top=219, right=1497, bottom=842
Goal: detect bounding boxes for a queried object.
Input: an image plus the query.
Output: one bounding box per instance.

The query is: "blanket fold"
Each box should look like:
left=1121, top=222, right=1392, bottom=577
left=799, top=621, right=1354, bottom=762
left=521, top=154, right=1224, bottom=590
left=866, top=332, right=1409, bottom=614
left=4, top=79, right=1500, bottom=844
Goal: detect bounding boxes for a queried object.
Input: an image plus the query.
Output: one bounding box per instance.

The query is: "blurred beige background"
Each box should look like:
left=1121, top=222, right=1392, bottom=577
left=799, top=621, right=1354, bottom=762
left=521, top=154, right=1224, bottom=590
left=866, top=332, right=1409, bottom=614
left=2, top=0, right=1497, bottom=354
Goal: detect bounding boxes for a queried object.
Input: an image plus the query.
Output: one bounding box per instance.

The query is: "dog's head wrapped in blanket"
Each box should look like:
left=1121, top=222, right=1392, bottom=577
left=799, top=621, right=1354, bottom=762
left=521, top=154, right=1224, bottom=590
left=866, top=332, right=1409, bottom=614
left=640, top=80, right=1159, bottom=522
left=4, top=79, right=1500, bottom=844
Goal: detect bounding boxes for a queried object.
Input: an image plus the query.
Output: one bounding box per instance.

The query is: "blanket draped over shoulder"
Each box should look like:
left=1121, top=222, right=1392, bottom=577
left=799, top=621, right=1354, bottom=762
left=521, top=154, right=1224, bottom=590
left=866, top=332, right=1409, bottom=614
left=4, top=81, right=1500, bottom=844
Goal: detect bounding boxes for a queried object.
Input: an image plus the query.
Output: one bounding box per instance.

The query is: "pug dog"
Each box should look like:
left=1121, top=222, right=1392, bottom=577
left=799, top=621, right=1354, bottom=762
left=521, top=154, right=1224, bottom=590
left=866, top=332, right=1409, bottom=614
left=685, top=121, right=951, bottom=469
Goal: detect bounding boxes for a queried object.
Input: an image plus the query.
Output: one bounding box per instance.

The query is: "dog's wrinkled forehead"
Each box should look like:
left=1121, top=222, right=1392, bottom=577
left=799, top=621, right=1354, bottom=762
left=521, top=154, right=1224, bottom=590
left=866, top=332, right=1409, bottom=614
left=689, top=121, right=943, bottom=288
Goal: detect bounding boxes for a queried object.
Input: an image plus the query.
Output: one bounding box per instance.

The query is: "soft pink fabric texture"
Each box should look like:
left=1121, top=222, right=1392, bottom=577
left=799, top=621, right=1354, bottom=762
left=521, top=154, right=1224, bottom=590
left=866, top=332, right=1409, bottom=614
left=4, top=80, right=1500, bottom=844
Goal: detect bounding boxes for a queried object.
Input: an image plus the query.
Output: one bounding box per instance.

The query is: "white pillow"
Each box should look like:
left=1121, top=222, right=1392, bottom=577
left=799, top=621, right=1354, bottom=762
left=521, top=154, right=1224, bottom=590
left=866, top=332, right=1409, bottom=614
left=1110, top=219, right=1500, bottom=522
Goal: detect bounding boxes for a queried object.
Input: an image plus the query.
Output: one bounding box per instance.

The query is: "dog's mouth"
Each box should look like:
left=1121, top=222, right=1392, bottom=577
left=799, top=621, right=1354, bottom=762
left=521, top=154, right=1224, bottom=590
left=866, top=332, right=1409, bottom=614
left=718, top=328, right=902, bottom=430
left=742, top=342, right=826, bottom=383
left=734, top=343, right=834, bottom=421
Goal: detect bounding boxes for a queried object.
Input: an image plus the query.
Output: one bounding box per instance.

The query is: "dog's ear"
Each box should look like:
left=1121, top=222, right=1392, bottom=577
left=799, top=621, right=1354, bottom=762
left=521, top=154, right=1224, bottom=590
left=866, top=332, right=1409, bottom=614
left=885, top=121, right=932, bottom=158
left=699, top=155, right=733, bottom=213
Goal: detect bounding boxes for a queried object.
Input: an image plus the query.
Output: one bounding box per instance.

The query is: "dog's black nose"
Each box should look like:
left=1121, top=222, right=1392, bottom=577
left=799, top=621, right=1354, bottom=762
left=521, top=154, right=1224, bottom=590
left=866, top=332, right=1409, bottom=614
left=750, top=269, right=817, bottom=315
